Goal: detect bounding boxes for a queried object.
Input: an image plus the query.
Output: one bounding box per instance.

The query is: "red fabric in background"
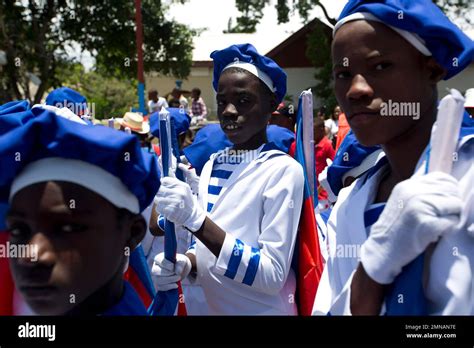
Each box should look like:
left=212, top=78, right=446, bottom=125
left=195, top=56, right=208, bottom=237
left=315, top=136, right=335, bottom=201
left=0, top=232, right=14, bottom=315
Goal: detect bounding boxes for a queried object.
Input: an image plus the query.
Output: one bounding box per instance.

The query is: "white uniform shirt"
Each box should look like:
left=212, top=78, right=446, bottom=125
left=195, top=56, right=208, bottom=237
left=193, top=144, right=304, bottom=315
left=148, top=97, right=168, bottom=114
left=313, top=133, right=474, bottom=315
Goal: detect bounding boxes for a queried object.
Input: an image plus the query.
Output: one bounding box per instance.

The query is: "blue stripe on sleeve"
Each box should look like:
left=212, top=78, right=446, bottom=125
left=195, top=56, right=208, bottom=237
left=207, top=202, right=214, bottom=212
left=208, top=185, right=223, bottom=195
left=211, top=169, right=233, bottom=179
left=242, top=247, right=260, bottom=286
left=224, top=239, right=245, bottom=280
left=364, top=205, right=385, bottom=228
left=158, top=215, right=165, bottom=231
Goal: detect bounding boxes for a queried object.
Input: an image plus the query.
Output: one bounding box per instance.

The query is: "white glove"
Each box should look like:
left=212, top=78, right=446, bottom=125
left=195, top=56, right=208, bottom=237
left=155, top=177, right=206, bottom=232
left=178, top=163, right=200, bottom=195
left=158, top=154, right=177, bottom=178
left=360, top=172, right=463, bottom=285
left=151, top=253, right=192, bottom=291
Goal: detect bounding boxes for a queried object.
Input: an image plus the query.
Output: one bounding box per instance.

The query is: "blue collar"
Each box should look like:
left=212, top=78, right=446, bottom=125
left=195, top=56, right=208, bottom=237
left=101, top=281, right=148, bottom=316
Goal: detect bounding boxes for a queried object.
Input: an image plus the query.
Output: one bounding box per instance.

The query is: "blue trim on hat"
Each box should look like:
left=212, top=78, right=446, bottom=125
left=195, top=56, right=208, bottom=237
left=0, top=109, right=160, bottom=212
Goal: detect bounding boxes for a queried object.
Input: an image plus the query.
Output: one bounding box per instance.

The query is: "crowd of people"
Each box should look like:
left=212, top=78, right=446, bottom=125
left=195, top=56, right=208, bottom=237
left=0, top=0, right=473, bottom=316
left=148, top=87, right=208, bottom=128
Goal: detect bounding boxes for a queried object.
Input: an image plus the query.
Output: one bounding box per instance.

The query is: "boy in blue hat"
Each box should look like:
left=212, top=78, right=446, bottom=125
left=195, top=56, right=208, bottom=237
left=46, top=87, right=91, bottom=123
left=1, top=106, right=160, bottom=315
left=314, top=0, right=474, bottom=315
left=152, top=43, right=305, bottom=315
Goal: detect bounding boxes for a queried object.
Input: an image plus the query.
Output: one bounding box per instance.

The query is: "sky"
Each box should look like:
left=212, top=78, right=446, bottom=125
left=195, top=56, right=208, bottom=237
left=78, top=0, right=347, bottom=69
left=165, top=0, right=347, bottom=34
left=78, top=0, right=473, bottom=69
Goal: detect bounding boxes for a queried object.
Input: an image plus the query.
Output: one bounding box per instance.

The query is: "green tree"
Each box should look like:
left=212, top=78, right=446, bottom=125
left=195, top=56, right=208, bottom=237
left=229, top=0, right=473, bottom=110
left=56, top=63, right=138, bottom=119
left=0, top=0, right=194, bottom=104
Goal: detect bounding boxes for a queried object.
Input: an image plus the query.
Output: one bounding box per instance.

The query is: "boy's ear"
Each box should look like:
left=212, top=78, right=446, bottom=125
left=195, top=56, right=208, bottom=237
left=425, top=57, right=446, bottom=83
left=126, top=214, right=147, bottom=252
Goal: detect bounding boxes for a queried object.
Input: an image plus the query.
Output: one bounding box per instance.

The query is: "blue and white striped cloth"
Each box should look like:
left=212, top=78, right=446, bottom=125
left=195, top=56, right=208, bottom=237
left=206, top=151, right=245, bottom=213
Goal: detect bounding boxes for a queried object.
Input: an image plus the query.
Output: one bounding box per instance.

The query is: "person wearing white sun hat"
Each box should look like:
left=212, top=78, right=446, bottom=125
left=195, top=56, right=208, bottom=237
left=115, top=112, right=150, bottom=135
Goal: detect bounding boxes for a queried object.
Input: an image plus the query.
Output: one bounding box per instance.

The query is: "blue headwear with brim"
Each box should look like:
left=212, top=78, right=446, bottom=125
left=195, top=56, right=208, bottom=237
left=0, top=100, right=34, bottom=135
left=336, top=0, right=474, bottom=80
left=0, top=107, right=160, bottom=213
left=149, top=108, right=191, bottom=139
left=210, top=43, right=287, bottom=103
left=183, top=124, right=295, bottom=175
left=46, top=87, right=88, bottom=114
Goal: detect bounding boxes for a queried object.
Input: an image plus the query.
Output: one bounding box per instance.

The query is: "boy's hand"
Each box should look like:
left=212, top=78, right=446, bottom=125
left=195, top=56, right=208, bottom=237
left=178, top=163, right=200, bottom=195
left=155, top=177, right=206, bottom=232
left=151, top=253, right=192, bottom=291
left=360, top=172, right=462, bottom=285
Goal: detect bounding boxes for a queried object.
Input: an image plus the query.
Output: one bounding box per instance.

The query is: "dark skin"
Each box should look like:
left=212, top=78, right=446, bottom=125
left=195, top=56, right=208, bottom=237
left=191, top=89, right=200, bottom=100
left=333, top=106, right=342, bottom=120
left=184, top=68, right=277, bottom=266
left=269, top=113, right=294, bottom=132
left=6, top=181, right=146, bottom=315
left=313, top=120, right=326, bottom=145
left=332, top=20, right=446, bottom=314
left=148, top=90, right=159, bottom=103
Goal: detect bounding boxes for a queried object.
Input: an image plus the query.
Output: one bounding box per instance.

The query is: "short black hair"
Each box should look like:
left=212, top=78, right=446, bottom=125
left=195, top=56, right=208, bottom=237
left=274, top=102, right=296, bottom=122
left=192, top=88, right=201, bottom=96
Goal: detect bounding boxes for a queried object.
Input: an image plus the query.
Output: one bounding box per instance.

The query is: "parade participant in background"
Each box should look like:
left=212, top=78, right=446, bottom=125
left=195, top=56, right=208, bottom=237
left=45, top=87, right=92, bottom=123
left=325, top=105, right=340, bottom=146
left=313, top=117, right=335, bottom=211
left=0, top=106, right=160, bottom=315
left=314, top=0, right=474, bottom=315
left=115, top=112, right=151, bottom=150
left=148, top=89, right=169, bottom=114
left=168, top=88, right=189, bottom=110
left=152, top=43, right=304, bottom=315
left=269, top=101, right=296, bottom=132
left=189, top=88, right=208, bottom=126
left=335, top=108, right=350, bottom=151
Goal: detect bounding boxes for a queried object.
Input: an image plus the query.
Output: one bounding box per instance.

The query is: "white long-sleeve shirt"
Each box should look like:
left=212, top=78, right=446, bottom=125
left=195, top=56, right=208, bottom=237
left=193, top=144, right=304, bottom=315
left=314, top=133, right=474, bottom=315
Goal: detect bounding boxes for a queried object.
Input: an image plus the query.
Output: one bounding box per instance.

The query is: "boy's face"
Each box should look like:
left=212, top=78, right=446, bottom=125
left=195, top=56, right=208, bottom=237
left=148, top=91, right=158, bottom=102
left=313, top=123, right=326, bottom=144
left=269, top=113, right=294, bottom=132
left=217, top=69, right=276, bottom=146
left=332, top=20, right=437, bottom=147
left=6, top=181, right=140, bottom=315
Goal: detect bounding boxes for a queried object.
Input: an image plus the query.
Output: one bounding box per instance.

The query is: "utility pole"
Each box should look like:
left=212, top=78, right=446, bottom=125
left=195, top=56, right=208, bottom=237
left=134, top=0, right=146, bottom=115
